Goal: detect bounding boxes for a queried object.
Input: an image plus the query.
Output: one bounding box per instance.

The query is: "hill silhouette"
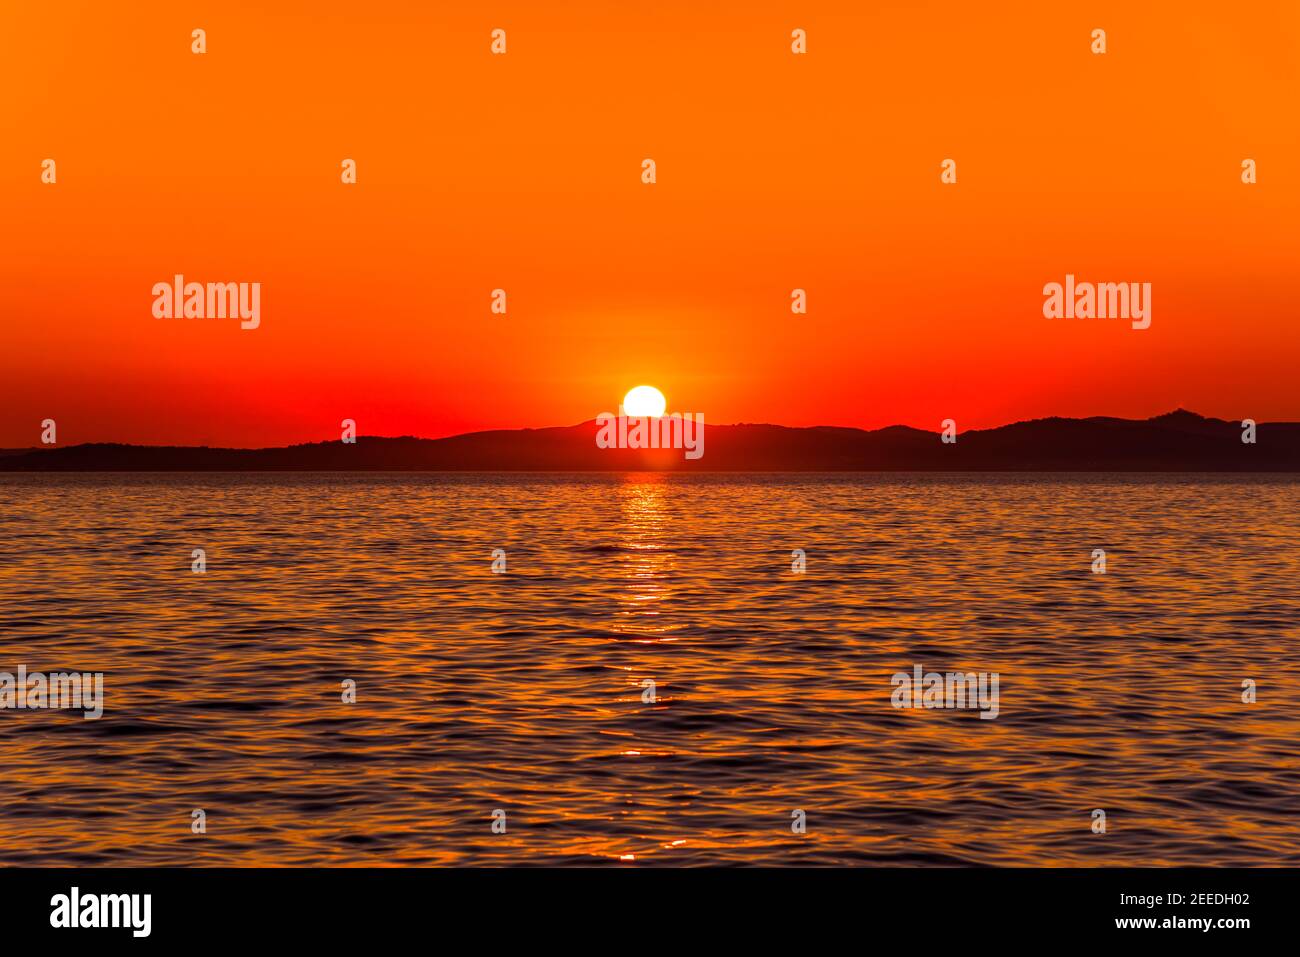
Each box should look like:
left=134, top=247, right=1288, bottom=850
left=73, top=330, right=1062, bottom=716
left=1, top=411, right=1295, bottom=471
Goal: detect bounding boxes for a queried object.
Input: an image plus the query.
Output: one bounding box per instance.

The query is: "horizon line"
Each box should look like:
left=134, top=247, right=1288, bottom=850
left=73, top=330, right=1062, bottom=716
left=3, top=407, right=1286, bottom=453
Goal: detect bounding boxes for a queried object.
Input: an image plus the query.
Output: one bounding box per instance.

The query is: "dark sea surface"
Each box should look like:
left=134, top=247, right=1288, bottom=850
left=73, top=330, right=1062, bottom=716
left=0, top=472, right=1297, bottom=866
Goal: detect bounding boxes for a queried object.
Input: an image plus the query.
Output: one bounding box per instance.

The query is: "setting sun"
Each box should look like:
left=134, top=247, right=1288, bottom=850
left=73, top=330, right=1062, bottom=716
left=623, top=385, right=667, bottom=418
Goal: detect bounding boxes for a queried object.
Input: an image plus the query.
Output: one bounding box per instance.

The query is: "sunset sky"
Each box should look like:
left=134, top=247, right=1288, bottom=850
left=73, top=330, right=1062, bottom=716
left=2, top=2, right=1298, bottom=447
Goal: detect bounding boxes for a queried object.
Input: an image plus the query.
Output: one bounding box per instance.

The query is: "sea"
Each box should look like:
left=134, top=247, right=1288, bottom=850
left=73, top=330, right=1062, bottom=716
left=0, top=472, right=1296, bottom=865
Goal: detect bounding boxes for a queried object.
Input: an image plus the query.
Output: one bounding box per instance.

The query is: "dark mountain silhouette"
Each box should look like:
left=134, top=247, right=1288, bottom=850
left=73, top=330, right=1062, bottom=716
left=1, top=411, right=1295, bottom=471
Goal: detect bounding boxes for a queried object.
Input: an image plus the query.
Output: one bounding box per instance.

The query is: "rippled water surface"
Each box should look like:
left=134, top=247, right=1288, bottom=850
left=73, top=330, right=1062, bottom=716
left=1, top=473, right=1297, bottom=866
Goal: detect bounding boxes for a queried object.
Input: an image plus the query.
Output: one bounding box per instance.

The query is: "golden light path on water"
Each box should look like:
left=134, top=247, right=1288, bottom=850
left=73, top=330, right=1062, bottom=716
left=0, top=472, right=1297, bottom=866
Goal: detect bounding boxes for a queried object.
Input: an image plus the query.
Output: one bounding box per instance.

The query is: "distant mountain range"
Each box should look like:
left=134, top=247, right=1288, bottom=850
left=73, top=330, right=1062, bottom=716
left=1, top=411, right=1296, bottom=471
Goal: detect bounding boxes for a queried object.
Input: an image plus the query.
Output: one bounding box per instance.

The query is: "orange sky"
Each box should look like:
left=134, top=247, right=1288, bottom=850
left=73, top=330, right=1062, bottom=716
left=2, top=2, right=1298, bottom=447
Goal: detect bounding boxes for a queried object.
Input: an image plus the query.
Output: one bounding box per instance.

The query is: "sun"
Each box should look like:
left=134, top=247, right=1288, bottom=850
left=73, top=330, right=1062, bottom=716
left=623, top=385, right=667, bottom=417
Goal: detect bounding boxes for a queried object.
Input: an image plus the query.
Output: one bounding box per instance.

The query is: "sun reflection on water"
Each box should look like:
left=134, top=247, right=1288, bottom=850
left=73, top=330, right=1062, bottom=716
left=612, top=476, right=679, bottom=641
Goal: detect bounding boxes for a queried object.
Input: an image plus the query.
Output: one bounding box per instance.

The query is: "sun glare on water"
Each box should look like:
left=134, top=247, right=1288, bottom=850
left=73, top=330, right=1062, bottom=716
left=623, top=385, right=667, bottom=417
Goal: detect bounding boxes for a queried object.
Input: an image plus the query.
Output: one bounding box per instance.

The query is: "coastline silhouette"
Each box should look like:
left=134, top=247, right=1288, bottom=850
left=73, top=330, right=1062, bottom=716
left=3, top=410, right=1296, bottom=471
